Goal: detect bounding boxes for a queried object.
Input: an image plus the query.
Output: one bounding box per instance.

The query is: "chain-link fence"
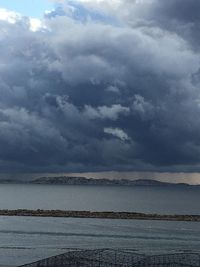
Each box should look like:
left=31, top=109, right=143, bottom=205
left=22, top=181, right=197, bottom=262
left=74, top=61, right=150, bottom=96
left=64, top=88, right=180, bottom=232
left=19, top=249, right=200, bottom=267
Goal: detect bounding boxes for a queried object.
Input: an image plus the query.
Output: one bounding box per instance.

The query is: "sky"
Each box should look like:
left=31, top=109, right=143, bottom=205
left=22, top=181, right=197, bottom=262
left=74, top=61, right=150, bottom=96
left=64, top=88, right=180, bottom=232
left=0, top=0, right=54, bottom=17
left=1, top=0, right=200, bottom=182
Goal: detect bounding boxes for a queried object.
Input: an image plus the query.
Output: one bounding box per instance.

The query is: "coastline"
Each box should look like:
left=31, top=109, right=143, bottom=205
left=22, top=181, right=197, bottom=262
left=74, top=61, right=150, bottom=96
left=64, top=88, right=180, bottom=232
left=0, top=209, right=199, bottom=222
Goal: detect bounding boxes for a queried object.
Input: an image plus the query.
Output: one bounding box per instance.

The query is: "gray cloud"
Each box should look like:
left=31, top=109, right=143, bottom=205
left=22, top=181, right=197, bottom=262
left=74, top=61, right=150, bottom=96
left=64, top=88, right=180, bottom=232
left=113, top=0, right=200, bottom=50
left=104, top=127, right=130, bottom=141
left=0, top=1, right=200, bottom=173
left=84, top=104, right=130, bottom=120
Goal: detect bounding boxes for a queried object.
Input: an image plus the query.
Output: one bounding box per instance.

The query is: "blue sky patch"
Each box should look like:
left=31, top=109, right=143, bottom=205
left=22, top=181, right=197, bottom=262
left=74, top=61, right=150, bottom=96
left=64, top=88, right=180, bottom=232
left=46, top=1, right=119, bottom=25
left=0, top=0, right=54, bottom=17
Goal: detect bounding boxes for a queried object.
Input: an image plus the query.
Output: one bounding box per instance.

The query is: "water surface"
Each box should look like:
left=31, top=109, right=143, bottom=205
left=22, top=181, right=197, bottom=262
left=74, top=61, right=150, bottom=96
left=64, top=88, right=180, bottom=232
left=0, top=184, right=199, bottom=214
left=0, top=216, right=200, bottom=265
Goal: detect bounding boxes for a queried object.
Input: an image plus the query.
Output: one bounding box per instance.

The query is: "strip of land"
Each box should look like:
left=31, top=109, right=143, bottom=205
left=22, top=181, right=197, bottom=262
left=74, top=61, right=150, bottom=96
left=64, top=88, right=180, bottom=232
left=0, top=209, right=199, bottom=222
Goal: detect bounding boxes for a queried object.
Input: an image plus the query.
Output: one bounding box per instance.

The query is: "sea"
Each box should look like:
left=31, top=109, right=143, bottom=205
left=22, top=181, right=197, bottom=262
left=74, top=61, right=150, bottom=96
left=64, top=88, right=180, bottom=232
left=0, top=184, right=200, bottom=266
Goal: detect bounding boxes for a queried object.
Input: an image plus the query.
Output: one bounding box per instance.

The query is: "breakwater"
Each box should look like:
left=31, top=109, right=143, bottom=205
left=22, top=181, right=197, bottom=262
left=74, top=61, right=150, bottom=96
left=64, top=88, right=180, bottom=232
left=0, top=209, right=199, bottom=222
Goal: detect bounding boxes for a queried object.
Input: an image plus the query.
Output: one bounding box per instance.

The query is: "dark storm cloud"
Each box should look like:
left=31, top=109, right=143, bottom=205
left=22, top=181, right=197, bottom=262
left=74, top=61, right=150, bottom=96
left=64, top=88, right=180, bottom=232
left=0, top=1, right=200, bottom=173
left=119, top=0, right=200, bottom=50
left=147, top=0, right=200, bottom=50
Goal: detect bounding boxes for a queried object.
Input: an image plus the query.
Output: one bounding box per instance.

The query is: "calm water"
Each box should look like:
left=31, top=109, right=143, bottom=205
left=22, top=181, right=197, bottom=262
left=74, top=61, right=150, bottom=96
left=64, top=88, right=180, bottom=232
left=0, top=184, right=199, bottom=214
left=0, top=184, right=200, bottom=265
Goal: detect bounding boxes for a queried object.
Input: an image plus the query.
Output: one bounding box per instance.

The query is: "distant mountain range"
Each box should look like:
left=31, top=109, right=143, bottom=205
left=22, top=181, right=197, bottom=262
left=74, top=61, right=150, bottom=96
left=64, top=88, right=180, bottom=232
left=30, top=176, right=192, bottom=186
left=0, top=176, right=196, bottom=186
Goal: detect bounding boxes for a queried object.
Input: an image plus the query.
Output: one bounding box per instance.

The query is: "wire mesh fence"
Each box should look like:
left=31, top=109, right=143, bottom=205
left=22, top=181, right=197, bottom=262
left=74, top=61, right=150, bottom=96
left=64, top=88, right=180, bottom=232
left=19, top=249, right=200, bottom=267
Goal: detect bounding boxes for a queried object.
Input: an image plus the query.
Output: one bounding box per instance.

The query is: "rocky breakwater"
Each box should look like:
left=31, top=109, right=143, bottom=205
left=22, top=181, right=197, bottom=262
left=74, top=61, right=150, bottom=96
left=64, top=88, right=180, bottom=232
left=0, top=209, right=199, bottom=222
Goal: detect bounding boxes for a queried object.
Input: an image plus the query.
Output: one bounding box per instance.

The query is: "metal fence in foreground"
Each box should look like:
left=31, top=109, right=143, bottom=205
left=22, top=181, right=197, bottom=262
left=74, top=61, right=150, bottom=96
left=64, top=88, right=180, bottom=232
left=19, top=249, right=200, bottom=267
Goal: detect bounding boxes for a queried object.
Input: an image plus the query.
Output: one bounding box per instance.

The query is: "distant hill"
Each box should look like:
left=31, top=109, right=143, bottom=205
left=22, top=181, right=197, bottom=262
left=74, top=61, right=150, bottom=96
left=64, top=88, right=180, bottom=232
left=30, top=176, right=191, bottom=187
left=0, top=176, right=194, bottom=186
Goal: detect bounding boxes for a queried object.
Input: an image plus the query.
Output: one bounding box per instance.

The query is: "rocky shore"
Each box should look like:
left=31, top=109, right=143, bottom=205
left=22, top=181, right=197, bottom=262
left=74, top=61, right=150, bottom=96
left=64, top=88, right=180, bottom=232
left=0, top=209, right=199, bottom=222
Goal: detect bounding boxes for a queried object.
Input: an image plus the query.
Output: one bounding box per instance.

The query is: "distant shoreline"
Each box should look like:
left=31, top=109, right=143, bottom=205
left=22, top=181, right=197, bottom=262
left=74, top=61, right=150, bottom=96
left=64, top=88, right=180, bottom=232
left=0, top=209, right=200, bottom=222
left=0, top=177, right=198, bottom=187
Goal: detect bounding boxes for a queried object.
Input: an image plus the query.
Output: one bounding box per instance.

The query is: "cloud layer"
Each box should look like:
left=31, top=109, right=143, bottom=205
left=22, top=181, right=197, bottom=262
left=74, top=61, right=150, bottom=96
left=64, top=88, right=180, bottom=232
left=0, top=0, right=200, bottom=173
